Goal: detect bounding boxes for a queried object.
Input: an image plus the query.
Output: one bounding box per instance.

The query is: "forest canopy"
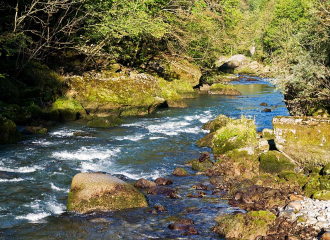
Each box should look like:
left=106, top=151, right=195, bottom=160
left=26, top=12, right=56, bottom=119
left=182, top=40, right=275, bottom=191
left=0, top=0, right=329, bottom=115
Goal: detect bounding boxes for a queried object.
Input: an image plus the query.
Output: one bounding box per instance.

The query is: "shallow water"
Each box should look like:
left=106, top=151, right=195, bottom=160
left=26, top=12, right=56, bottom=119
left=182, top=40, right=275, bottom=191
left=0, top=77, right=289, bottom=239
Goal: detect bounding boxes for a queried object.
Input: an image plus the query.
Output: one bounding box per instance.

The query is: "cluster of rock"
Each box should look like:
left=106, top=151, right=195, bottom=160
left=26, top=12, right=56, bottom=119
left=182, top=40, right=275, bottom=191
left=189, top=113, right=330, bottom=239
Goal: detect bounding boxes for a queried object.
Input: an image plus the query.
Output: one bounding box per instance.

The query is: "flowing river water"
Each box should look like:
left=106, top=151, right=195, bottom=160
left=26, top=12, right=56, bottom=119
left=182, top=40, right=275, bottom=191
left=0, top=77, right=289, bottom=239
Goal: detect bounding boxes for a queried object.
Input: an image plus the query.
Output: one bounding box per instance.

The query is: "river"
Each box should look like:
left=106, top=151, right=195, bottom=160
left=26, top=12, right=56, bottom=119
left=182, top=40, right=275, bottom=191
left=0, top=77, right=289, bottom=239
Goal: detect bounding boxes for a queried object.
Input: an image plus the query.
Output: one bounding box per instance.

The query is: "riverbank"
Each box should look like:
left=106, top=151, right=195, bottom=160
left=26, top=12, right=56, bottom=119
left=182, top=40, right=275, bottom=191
left=1, top=55, right=264, bottom=145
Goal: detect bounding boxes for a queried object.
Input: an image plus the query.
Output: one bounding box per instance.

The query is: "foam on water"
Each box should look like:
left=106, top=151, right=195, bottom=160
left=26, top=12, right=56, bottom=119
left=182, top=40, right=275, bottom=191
left=49, top=129, right=75, bottom=137
left=50, top=183, right=69, bottom=193
left=16, top=212, right=50, bottom=222
left=149, top=137, right=165, bottom=140
left=0, top=178, right=26, bottom=182
left=0, top=166, right=44, bottom=173
left=31, top=140, right=53, bottom=146
left=115, top=134, right=145, bottom=141
left=147, top=121, right=193, bottom=136
left=115, top=169, right=162, bottom=180
left=52, top=147, right=121, bottom=161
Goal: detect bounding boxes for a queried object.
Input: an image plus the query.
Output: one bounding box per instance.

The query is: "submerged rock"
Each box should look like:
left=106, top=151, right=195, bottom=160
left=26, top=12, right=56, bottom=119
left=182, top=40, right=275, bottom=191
left=87, top=116, right=122, bottom=128
left=147, top=186, right=175, bottom=196
left=67, top=173, right=148, bottom=213
left=155, top=177, right=173, bottom=186
left=182, top=226, right=199, bottom=236
left=209, top=83, right=241, bottom=95
left=0, top=118, right=21, bottom=144
left=22, top=126, right=48, bottom=134
left=168, top=218, right=194, bottom=231
left=260, top=102, right=268, bottom=107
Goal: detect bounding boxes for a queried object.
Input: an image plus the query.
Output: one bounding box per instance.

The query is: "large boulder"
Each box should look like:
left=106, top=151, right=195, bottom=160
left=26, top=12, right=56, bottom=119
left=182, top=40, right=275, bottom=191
left=212, top=116, right=257, bottom=154
left=63, top=59, right=201, bottom=117
left=50, top=98, right=86, bottom=121
left=67, top=173, right=148, bottom=213
left=273, top=116, right=330, bottom=166
left=218, top=55, right=250, bottom=73
left=0, top=118, right=21, bottom=144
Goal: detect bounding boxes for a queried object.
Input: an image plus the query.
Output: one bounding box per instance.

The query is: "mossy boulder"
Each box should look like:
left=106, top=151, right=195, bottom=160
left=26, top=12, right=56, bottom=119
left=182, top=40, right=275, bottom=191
left=0, top=118, right=21, bottom=144
left=259, top=151, right=296, bottom=174
left=312, top=190, right=330, bottom=200
left=214, top=211, right=276, bottom=240
left=51, top=98, right=86, bottom=121
left=209, top=83, right=241, bottom=95
left=212, top=117, right=257, bottom=154
left=272, top=116, right=330, bottom=166
left=209, top=114, right=229, bottom=133
left=87, top=116, right=122, bottom=128
left=67, top=173, right=148, bottom=213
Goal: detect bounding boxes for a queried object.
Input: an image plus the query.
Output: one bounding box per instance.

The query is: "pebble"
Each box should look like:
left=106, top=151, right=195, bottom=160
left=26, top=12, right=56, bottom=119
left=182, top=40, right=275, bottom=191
left=279, top=198, right=330, bottom=231
left=287, top=201, right=302, bottom=211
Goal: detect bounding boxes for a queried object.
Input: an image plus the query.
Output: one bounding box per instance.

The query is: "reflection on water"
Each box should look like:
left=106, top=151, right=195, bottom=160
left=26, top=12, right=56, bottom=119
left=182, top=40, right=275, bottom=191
left=0, top=78, right=289, bottom=239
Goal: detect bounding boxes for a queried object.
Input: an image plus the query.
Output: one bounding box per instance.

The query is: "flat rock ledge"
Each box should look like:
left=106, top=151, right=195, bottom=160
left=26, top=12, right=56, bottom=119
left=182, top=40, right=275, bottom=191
left=67, top=173, right=148, bottom=213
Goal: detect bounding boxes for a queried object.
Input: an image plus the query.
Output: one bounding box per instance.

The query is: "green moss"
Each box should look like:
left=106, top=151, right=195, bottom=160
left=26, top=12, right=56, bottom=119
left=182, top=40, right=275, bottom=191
left=234, top=65, right=256, bottom=75
left=262, top=128, right=275, bottom=140
left=312, top=190, right=330, bottom=200
left=209, top=83, right=241, bottom=95
left=272, top=117, right=330, bottom=166
left=321, top=163, right=330, bottom=175
left=51, top=98, right=86, bottom=121
left=67, top=184, right=148, bottom=213
left=278, top=171, right=297, bottom=182
left=214, top=211, right=275, bottom=239
left=209, top=114, right=229, bottom=133
left=259, top=151, right=296, bottom=174
left=191, top=159, right=214, bottom=172
left=87, top=116, right=122, bottom=128
left=0, top=118, right=21, bottom=144
left=303, top=174, right=321, bottom=197
left=196, top=132, right=215, bottom=147
left=212, top=116, right=257, bottom=154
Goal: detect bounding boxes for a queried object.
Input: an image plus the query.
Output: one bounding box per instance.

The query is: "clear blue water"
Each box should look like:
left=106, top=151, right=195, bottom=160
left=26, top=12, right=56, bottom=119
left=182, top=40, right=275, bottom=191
left=0, top=77, right=289, bottom=239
